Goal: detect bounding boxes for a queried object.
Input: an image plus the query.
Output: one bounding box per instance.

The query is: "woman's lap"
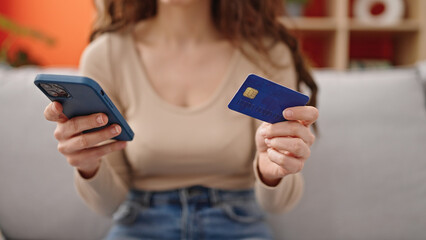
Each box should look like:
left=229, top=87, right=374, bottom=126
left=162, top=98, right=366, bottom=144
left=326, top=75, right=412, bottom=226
left=105, top=186, right=273, bottom=240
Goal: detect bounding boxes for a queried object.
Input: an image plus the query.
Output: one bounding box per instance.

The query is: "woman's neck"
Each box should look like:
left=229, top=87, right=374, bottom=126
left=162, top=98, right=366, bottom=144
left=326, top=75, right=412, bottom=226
left=147, top=0, right=219, bottom=46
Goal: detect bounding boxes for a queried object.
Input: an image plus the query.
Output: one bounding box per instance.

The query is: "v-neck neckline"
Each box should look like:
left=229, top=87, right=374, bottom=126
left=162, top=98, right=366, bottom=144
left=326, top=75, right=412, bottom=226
left=127, top=33, right=240, bottom=114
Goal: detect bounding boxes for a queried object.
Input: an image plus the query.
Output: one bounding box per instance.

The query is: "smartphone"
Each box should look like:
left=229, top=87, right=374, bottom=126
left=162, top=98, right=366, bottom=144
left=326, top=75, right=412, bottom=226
left=34, top=74, right=134, bottom=141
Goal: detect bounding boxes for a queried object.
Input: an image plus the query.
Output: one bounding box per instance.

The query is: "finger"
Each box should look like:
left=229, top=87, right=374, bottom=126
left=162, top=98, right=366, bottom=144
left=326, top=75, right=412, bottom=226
left=265, top=137, right=310, bottom=159
left=260, top=121, right=315, bottom=146
left=67, top=141, right=127, bottom=168
left=58, top=124, right=121, bottom=154
left=44, top=102, right=68, bottom=123
left=55, top=113, right=108, bottom=140
left=256, top=123, right=272, bottom=152
left=283, top=106, right=319, bottom=126
left=267, top=148, right=304, bottom=174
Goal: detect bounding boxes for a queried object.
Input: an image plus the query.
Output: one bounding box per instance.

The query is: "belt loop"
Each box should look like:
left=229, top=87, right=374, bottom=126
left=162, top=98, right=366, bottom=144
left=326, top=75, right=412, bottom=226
left=209, top=188, right=220, bottom=206
left=179, top=188, right=189, bottom=208
left=179, top=189, right=189, bottom=240
left=142, top=191, right=152, bottom=207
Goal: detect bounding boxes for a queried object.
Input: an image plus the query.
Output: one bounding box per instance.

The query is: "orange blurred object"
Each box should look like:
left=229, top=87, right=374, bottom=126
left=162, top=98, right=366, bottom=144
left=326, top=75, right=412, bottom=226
left=0, top=0, right=95, bottom=67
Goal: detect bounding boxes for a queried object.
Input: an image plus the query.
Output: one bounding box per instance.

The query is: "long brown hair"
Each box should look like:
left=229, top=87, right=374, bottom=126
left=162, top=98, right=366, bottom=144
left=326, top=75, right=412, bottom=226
left=90, top=0, right=318, bottom=109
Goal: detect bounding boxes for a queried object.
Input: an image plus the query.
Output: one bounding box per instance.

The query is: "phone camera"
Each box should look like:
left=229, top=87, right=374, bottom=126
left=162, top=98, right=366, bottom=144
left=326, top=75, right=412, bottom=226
left=47, top=90, right=59, bottom=97
left=40, top=83, right=70, bottom=98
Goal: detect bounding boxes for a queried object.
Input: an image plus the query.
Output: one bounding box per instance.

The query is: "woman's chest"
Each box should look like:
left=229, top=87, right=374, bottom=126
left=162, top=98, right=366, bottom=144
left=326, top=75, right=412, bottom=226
left=124, top=105, right=256, bottom=176
left=136, top=43, right=235, bottom=108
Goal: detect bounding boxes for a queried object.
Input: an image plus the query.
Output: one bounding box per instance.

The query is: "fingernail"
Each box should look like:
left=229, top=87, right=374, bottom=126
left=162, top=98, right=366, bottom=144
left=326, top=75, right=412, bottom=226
left=265, top=138, right=271, bottom=145
left=112, top=125, right=121, bottom=135
left=96, top=115, right=104, bottom=125
left=284, top=109, right=293, bottom=119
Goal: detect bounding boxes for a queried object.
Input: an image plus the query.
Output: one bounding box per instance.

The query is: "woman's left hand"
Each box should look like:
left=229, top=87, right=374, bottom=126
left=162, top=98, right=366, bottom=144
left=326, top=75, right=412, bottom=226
left=255, top=106, right=319, bottom=186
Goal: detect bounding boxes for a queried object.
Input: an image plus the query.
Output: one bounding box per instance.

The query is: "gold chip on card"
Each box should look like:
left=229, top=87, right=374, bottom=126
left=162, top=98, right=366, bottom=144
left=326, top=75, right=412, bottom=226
left=243, top=87, right=258, bottom=99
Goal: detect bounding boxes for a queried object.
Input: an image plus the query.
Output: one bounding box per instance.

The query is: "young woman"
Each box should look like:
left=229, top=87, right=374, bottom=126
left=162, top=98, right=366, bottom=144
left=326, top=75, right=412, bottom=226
left=44, top=0, right=318, bottom=239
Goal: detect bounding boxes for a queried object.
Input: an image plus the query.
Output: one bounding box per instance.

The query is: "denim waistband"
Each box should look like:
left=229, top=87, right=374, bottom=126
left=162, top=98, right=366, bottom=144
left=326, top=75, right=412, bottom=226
left=127, top=186, right=255, bottom=207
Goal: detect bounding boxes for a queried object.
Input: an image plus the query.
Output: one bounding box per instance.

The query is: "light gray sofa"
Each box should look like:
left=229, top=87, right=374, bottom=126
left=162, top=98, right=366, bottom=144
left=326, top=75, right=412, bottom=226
left=1, top=65, right=426, bottom=240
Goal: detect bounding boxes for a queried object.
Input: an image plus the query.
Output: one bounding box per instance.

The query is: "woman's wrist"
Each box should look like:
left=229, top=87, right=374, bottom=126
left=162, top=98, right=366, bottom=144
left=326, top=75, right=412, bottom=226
left=257, top=157, right=284, bottom=187
left=77, top=165, right=100, bottom=179
left=259, top=173, right=282, bottom=187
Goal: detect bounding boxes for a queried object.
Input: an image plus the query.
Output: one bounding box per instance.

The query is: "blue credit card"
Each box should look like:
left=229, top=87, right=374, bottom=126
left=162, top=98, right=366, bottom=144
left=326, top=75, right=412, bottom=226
left=228, top=74, right=309, bottom=123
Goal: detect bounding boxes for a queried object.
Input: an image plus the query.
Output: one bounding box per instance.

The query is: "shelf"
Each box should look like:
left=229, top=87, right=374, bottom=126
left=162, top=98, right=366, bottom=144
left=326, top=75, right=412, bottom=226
left=282, top=0, right=425, bottom=69
left=298, top=33, right=336, bottom=68
left=350, top=19, right=419, bottom=32
left=282, top=17, right=337, bottom=31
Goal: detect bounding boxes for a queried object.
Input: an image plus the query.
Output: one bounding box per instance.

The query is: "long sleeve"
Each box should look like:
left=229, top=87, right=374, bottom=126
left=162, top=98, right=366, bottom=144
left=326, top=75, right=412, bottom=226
left=253, top=156, right=304, bottom=213
left=74, top=34, right=131, bottom=217
left=252, top=41, right=305, bottom=213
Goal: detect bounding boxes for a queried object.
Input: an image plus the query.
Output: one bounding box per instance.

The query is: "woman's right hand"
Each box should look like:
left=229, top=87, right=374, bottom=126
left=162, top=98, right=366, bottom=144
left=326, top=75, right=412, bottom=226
left=44, top=101, right=127, bottom=179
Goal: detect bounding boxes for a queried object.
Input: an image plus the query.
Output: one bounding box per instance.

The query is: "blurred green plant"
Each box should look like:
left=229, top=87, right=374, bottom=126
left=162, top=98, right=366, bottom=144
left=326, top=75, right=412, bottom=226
left=286, top=0, right=309, bottom=4
left=0, top=13, right=55, bottom=67
left=284, top=0, right=310, bottom=17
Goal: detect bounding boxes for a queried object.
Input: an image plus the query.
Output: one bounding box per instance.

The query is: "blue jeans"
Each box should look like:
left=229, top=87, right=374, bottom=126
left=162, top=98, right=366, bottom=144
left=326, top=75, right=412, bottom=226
left=105, top=186, right=274, bottom=240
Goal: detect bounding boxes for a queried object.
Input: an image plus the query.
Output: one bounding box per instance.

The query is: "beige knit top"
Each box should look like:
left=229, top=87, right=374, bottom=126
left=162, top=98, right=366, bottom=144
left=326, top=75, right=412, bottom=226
left=74, top=30, right=304, bottom=217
